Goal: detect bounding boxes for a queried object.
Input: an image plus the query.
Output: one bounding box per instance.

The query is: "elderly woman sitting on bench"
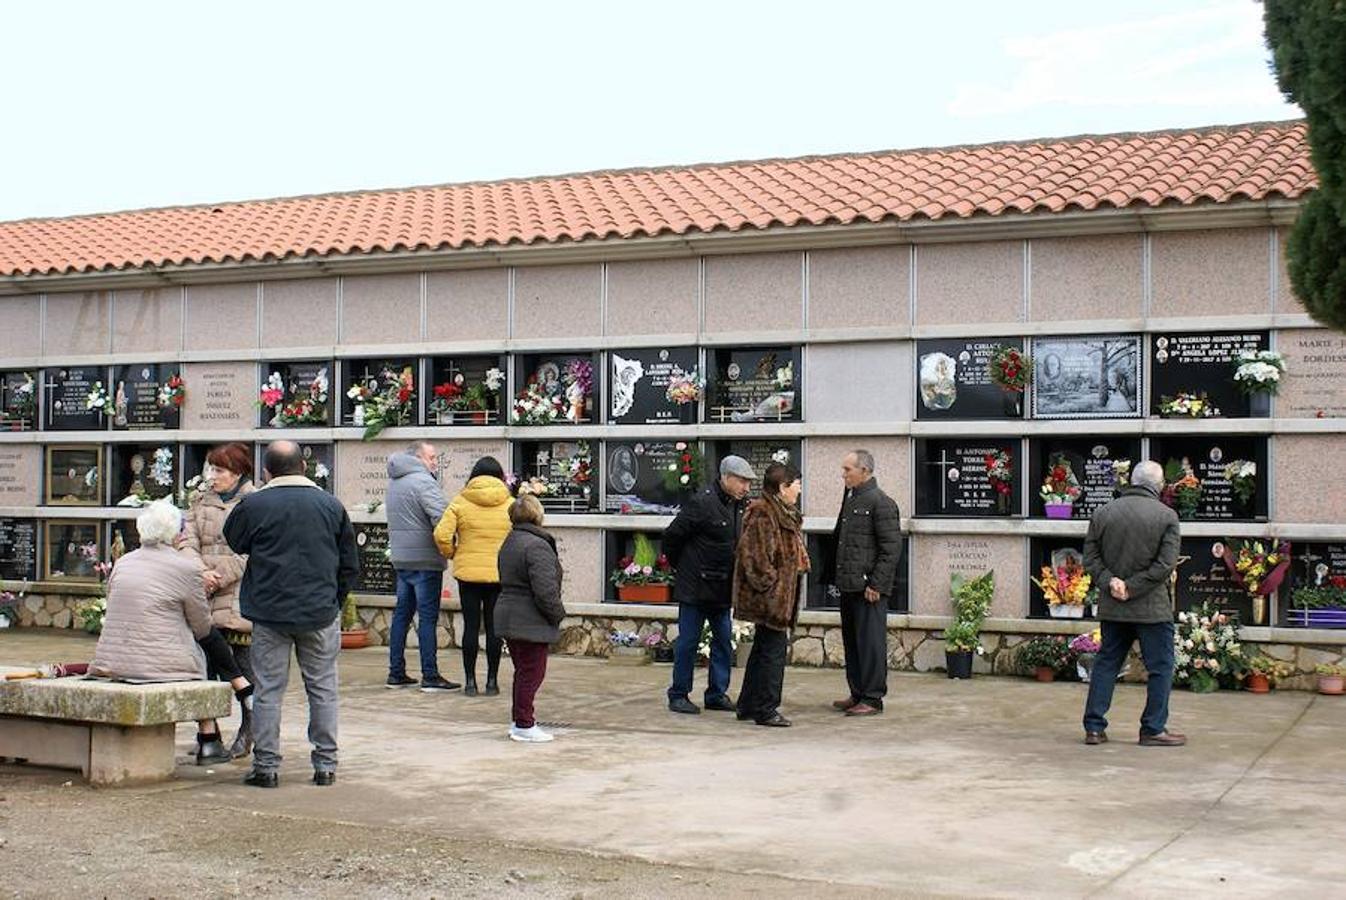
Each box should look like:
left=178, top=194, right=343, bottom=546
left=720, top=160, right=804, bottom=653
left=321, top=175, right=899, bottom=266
left=89, top=499, right=253, bottom=763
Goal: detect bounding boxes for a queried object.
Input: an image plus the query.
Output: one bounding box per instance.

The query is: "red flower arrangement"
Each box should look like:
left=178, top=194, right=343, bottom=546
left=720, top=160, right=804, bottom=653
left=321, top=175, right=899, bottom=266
left=988, top=345, right=1032, bottom=393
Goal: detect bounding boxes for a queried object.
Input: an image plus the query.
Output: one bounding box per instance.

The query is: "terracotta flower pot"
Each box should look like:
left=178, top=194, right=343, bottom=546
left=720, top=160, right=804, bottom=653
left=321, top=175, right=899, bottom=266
left=616, top=583, right=672, bottom=603
left=1246, top=673, right=1270, bottom=694
left=341, top=628, right=369, bottom=650
left=1033, top=666, right=1055, bottom=683
left=1318, top=674, right=1345, bottom=696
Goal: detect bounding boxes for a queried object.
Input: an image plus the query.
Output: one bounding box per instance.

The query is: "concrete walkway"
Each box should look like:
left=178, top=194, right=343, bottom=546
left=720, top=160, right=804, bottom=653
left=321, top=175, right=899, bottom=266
left=3, top=629, right=1345, bottom=897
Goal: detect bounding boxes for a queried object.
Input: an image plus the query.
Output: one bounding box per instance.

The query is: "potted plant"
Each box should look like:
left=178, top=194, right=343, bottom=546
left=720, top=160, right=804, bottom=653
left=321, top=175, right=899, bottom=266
left=943, top=571, right=993, bottom=679
left=1039, top=455, right=1083, bottom=519
left=1069, top=629, right=1101, bottom=682
left=1232, top=349, right=1286, bottom=417
left=608, top=630, right=651, bottom=665
left=1287, top=576, right=1346, bottom=628
left=644, top=631, right=675, bottom=664
left=1244, top=656, right=1292, bottom=693
left=340, top=593, right=369, bottom=649
left=987, top=345, right=1031, bottom=417
left=1017, top=636, right=1072, bottom=682
left=1315, top=663, right=1346, bottom=696
left=610, top=534, right=674, bottom=603
left=1033, top=554, right=1092, bottom=619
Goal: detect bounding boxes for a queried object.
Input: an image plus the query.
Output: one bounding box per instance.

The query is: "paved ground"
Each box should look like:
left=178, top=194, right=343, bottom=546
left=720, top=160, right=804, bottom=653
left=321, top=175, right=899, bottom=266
left=2, top=629, right=1345, bottom=898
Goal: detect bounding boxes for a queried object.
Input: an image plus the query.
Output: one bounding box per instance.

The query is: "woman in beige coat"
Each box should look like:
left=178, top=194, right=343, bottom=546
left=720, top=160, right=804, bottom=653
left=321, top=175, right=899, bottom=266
left=180, top=442, right=257, bottom=758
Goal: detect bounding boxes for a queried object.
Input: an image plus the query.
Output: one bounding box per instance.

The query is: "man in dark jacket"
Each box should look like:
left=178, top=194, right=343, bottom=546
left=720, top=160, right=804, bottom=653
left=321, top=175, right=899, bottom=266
left=826, top=450, right=902, bottom=717
left=224, top=441, right=359, bottom=788
left=662, top=455, right=753, bottom=714
left=384, top=442, right=456, bottom=691
left=1082, top=460, right=1185, bottom=747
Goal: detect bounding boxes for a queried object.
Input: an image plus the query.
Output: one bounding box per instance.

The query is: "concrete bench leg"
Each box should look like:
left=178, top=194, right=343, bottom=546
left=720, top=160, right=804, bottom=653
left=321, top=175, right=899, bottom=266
left=0, top=718, right=90, bottom=772
left=88, top=723, right=176, bottom=786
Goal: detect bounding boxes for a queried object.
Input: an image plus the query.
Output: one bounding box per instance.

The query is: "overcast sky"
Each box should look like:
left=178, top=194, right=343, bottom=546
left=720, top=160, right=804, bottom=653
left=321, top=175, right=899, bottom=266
left=0, top=0, right=1299, bottom=222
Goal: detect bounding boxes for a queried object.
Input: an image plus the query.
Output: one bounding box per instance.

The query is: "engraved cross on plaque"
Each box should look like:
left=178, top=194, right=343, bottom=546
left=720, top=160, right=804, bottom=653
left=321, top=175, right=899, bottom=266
left=922, top=449, right=957, bottom=510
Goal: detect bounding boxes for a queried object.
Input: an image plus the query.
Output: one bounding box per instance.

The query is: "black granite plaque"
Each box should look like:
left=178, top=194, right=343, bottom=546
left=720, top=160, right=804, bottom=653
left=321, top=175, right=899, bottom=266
left=111, top=363, right=181, bottom=430
left=916, top=339, right=1026, bottom=419
left=43, top=367, right=107, bottom=431
left=1173, top=537, right=1254, bottom=623
left=1028, top=438, right=1141, bottom=519
left=609, top=347, right=700, bottom=425
left=1030, top=335, right=1142, bottom=419
left=44, top=521, right=101, bottom=582
left=45, top=445, right=103, bottom=506
left=707, top=346, right=801, bottom=423
left=340, top=358, right=418, bottom=428
left=709, top=440, right=802, bottom=498
left=513, top=441, right=597, bottom=513
left=1282, top=542, right=1346, bottom=626
left=354, top=523, right=394, bottom=594
left=110, top=443, right=178, bottom=504
left=805, top=533, right=909, bottom=612
left=0, top=518, right=38, bottom=581
left=0, top=371, right=38, bottom=431
left=915, top=438, right=1021, bottom=516
left=426, top=355, right=507, bottom=425
left=1150, top=435, right=1268, bottom=520
left=1150, top=331, right=1267, bottom=418
left=260, top=361, right=333, bottom=427
left=513, top=353, right=599, bottom=425
left=604, top=440, right=697, bottom=515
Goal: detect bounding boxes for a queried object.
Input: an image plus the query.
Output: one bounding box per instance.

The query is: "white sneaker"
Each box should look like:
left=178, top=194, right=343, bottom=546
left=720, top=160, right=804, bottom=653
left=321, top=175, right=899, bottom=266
left=509, top=724, right=554, bottom=743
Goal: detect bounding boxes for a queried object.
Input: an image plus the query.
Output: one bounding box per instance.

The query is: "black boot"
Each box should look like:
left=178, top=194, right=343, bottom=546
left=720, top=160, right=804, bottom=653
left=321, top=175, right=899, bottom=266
left=463, top=674, right=479, bottom=697
left=484, top=673, right=500, bottom=696
left=228, top=703, right=254, bottom=759
left=196, top=729, right=230, bottom=765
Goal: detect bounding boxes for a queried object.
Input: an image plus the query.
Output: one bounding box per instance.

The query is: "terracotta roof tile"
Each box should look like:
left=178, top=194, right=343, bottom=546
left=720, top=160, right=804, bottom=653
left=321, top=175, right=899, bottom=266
left=0, top=121, right=1315, bottom=279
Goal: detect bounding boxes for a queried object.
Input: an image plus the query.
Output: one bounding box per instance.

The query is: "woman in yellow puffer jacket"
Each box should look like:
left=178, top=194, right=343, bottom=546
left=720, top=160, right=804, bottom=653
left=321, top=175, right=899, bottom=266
left=434, top=456, right=513, bottom=696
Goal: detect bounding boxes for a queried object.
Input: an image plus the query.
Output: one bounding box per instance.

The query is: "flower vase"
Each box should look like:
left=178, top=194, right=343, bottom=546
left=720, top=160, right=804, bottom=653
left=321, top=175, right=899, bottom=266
left=1249, top=391, right=1272, bottom=417
left=1246, top=673, right=1270, bottom=693
left=1048, top=604, right=1085, bottom=619
left=1318, top=674, right=1344, bottom=695
left=945, top=650, right=973, bottom=679
left=1252, top=594, right=1268, bottom=626
left=677, top=403, right=697, bottom=425
left=996, top=492, right=1009, bottom=515
left=1044, top=501, right=1074, bottom=520
left=1002, top=391, right=1023, bottom=417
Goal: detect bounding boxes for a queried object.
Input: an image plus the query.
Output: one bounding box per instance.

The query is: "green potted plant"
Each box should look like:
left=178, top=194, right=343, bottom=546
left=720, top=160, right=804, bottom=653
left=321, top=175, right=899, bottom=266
left=1017, top=636, right=1072, bottom=682
left=610, top=533, right=674, bottom=603
left=944, top=571, right=993, bottom=679
left=1315, top=663, right=1346, bottom=696
left=340, top=593, right=369, bottom=649
left=1245, top=656, right=1292, bottom=693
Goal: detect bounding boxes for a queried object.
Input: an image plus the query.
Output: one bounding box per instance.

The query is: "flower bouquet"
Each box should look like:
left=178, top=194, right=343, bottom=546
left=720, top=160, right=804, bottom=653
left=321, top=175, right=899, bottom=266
left=661, top=442, right=703, bottom=494
left=1157, top=392, right=1220, bottom=418
left=1222, top=459, right=1256, bottom=507
left=260, top=368, right=329, bottom=426
left=987, top=345, right=1031, bottom=415
left=665, top=367, right=704, bottom=406
left=985, top=449, right=1013, bottom=514
left=1161, top=458, right=1202, bottom=520
left=563, top=358, right=594, bottom=423
left=430, top=368, right=503, bottom=424
left=1032, top=556, right=1093, bottom=618
left=1174, top=602, right=1246, bottom=693
left=1232, top=349, right=1286, bottom=395
left=510, top=378, right=566, bottom=425
left=85, top=381, right=111, bottom=416
left=1223, top=539, right=1290, bottom=625
left=346, top=365, right=415, bottom=440
left=156, top=374, right=186, bottom=410
left=1039, top=455, right=1083, bottom=518
left=4, top=372, right=36, bottom=428
left=1070, top=629, right=1102, bottom=682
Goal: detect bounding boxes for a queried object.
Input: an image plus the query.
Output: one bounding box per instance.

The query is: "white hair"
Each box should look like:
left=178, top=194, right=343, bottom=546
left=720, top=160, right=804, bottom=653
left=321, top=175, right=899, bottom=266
left=136, top=499, right=183, bottom=545
left=1132, top=460, right=1165, bottom=492
left=851, top=449, right=876, bottom=473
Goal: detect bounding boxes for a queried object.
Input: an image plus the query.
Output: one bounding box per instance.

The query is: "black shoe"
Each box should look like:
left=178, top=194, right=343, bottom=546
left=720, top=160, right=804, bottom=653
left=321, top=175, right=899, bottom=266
left=736, top=710, right=755, bottom=722
left=484, top=676, right=500, bottom=696
left=420, top=676, right=461, bottom=693
left=227, top=705, right=254, bottom=759
left=704, top=695, right=737, bottom=713
left=464, top=675, right=479, bottom=697
left=756, top=712, right=792, bottom=727
left=243, top=770, right=278, bottom=788
left=386, top=674, right=417, bottom=689
left=196, top=735, right=231, bottom=765
left=312, top=770, right=336, bottom=786
left=668, top=696, right=701, bottom=715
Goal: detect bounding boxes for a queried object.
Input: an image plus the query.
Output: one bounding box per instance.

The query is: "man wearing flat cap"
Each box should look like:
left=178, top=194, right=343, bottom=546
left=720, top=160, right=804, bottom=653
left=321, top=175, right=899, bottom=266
left=662, top=455, right=754, bottom=714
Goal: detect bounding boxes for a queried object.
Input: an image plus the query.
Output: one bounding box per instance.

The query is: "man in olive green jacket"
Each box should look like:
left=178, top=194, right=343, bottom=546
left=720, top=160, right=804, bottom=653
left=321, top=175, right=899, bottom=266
left=1081, top=460, right=1185, bottom=747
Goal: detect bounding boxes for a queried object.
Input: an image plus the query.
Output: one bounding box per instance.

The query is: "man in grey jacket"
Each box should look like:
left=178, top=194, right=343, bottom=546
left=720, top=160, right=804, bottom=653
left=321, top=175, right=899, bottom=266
left=384, top=442, right=457, bottom=691
left=1082, top=460, right=1185, bottom=747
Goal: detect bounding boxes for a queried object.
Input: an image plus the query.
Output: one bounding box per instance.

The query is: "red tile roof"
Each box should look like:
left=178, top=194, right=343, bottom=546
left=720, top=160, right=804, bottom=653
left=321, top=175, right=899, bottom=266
left=0, top=121, right=1314, bottom=279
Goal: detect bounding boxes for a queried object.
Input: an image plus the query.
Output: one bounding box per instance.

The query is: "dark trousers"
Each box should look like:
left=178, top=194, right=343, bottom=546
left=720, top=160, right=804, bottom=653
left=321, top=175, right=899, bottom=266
left=668, top=604, right=732, bottom=703
left=199, top=627, right=243, bottom=682
left=389, top=569, right=444, bottom=680
left=505, top=638, right=549, bottom=728
left=738, top=625, right=788, bottom=722
left=840, top=591, right=888, bottom=708
left=1084, top=620, right=1175, bottom=736
left=459, top=581, right=502, bottom=681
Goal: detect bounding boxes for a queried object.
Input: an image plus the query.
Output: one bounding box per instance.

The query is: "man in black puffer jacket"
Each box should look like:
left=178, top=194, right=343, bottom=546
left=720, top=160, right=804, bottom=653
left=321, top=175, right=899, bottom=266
left=825, top=449, right=902, bottom=717
left=224, top=441, right=359, bottom=789
left=662, top=455, right=753, bottom=715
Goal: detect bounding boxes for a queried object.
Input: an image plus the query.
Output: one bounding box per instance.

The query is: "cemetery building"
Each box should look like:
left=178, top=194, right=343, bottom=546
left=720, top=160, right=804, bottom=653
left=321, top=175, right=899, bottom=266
left=1, top=119, right=1343, bottom=681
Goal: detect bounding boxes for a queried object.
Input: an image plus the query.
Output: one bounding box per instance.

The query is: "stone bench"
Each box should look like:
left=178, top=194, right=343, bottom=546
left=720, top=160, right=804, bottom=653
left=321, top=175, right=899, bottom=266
left=0, top=671, right=231, bottom=786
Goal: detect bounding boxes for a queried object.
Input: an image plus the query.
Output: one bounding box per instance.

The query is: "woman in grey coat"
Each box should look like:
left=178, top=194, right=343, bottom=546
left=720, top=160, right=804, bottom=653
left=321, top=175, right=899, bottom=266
left=494, top=493, right=566, bottom=743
